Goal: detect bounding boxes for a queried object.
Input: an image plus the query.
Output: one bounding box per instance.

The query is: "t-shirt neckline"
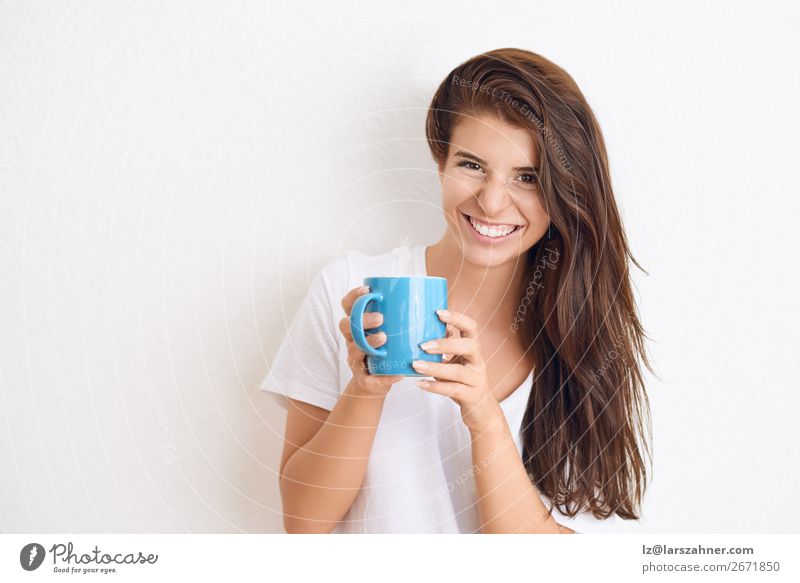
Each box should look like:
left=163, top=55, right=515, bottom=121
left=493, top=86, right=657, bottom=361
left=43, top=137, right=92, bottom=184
left=414, top=243, right=428, bottom=277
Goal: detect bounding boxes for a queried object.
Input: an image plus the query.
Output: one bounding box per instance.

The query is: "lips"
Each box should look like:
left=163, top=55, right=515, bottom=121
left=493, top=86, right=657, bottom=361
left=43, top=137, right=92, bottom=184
left=460, top=211, right=525, bottom=242
left=461, top=211, right=522, bottom=229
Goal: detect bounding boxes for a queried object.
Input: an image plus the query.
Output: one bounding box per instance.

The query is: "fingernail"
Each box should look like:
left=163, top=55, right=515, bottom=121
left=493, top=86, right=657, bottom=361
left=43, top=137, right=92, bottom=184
left=412, top=360, right=429, bottom=371
left=359, top=286, right=369, bottom=293
left=420, top=341, right=437, bottom=350
left=416, top=380, right=430, bottom=388
left=436, top=309, right=449, bottom=317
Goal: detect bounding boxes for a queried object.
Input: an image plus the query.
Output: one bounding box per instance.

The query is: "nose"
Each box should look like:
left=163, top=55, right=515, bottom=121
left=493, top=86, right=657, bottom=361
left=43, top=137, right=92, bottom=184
left=474, top=175, right=514, bottom=219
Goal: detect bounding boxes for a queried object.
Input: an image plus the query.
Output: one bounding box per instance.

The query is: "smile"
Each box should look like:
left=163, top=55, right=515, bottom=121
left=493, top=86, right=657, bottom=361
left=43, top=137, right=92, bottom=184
left=461, top=212, right=524, bottom=242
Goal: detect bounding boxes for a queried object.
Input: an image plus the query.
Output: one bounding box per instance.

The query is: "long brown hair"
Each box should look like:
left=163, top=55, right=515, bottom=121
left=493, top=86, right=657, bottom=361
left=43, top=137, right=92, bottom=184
left=425, top=48, right=653, bottom=520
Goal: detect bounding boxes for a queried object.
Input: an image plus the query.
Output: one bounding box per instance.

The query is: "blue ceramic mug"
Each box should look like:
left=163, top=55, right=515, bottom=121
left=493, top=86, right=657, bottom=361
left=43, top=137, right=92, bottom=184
left=349, top=276, right=448, bottom=376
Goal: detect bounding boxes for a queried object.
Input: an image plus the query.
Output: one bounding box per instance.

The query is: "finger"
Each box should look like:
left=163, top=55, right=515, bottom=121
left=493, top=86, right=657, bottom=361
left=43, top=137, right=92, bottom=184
left=366, top=331, right=387, bottom=348
left=340, top=285, right=371, bottom=316
left=420, top=337, right=482, bottom=366
left=364, top=374, right=405, bottom=388
left=363, top=310, right=383, bottom=329
left=346, top=336, right=383, bottom=371
left=410, top=360, right=476, bottom=385
left=436, top=309, right=479, bottom=339
left=339, top=317, right=353, bottom=342
left=442, top=324, right=459, bottom=362
left=346, top=340, right=368, bottom=371
left=445, top=323, right=461, bottom=339
left=415, top=379, right=466, bottom=400
left=346, top=331, right=387, bottom=365
left=339, top=312, right=383, bottom=342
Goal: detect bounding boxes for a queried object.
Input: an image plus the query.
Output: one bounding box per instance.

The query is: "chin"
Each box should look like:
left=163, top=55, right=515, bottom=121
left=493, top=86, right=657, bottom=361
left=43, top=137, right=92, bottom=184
left=458, top=233, right=532, bottom=266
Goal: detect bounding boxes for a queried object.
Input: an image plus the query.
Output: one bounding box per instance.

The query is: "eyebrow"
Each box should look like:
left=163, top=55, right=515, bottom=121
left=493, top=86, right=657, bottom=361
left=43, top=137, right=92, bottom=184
left=453, top=150, right=538, bottom=172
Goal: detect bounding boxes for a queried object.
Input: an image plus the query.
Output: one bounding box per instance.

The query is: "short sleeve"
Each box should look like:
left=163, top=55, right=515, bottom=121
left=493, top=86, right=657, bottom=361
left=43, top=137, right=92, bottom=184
left=258, top=260, right=345, bottom=412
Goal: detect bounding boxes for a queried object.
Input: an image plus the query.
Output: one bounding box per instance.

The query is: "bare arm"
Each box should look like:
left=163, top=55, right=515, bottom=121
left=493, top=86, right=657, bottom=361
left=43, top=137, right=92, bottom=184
left=409, top=308, right=575, bottom=534
left=470, top=417, right=575, bottom=534
left=277, top=285, right=403, bottom=533
left=279, top=386, right=387, bottom=533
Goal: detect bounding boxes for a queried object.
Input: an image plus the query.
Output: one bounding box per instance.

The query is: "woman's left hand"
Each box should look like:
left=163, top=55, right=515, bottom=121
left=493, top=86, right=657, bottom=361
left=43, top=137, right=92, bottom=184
left=411, top=309, right=504, bottom=433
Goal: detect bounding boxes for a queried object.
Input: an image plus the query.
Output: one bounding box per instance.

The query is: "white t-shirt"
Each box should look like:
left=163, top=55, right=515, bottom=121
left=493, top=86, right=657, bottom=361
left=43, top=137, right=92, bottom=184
left=260, top=244, right=624, bottom=534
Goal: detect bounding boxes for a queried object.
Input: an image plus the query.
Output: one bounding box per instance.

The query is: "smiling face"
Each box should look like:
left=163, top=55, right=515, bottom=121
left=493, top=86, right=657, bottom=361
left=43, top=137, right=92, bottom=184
left=437, top=112, right=550, bottom=267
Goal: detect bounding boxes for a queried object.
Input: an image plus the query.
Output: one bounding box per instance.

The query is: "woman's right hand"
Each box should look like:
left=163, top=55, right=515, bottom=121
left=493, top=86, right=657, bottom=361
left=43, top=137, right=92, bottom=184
left=339, top=285, right=405, bottom=397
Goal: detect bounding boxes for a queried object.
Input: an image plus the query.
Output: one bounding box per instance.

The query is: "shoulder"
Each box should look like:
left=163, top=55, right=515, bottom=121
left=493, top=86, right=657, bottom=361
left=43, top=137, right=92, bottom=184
left=540, top=492, right=629, bottom=534
left=557, top=509, right=626, bottom=534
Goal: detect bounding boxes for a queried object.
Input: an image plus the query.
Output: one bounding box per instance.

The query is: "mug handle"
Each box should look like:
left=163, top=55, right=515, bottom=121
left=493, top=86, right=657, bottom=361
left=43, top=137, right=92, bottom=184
left=349, top=291, right=388, bottom=358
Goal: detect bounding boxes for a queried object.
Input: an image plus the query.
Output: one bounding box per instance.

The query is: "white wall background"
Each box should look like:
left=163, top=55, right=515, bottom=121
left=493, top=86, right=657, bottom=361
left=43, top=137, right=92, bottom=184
left=1, top=0, right=798, bottom=533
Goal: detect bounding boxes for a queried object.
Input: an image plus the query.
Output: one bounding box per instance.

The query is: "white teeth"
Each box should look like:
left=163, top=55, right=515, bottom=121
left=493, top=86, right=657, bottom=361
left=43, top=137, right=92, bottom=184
left=468, top=215, right=517, bottom=238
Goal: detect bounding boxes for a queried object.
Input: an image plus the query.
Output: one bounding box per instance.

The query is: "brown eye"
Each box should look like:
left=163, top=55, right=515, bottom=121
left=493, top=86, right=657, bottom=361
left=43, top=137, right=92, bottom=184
left=518, top=173, right=537, bottom=185
left=458, top=160, right=483, bottom=172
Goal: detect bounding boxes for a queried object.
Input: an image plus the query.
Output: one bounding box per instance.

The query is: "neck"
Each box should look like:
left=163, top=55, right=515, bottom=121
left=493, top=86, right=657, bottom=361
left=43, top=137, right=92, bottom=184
left=425, top=237, right=528, bottom=326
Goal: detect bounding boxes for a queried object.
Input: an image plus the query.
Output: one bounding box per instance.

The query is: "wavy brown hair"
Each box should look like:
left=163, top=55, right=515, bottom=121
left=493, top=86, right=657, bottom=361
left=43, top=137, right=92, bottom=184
left=425, top=48, right=653, bottom=520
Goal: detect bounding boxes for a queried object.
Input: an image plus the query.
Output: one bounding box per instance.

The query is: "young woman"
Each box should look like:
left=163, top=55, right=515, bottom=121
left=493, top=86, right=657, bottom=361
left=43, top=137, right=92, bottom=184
left=260, top=47, right=652, bottom=534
